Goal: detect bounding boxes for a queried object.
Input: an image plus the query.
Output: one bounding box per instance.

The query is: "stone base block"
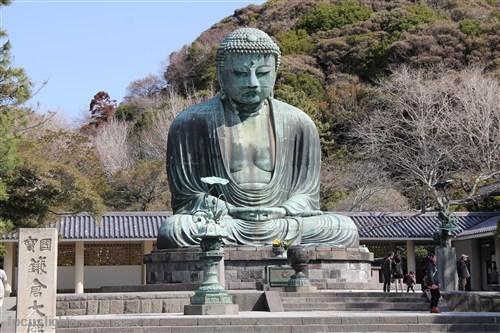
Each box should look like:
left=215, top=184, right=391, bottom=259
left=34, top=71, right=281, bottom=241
left=184, top=303, right=239, bottom=315
left=284, top=286, right=317, bottom=292
left=436, top=247, right=457, bottom=291
left=145, top=246, right=374, bottom=290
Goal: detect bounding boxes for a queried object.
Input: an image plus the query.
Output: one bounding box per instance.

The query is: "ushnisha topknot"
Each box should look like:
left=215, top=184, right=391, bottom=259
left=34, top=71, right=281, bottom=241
left=216, top=28, right=281, bottom=70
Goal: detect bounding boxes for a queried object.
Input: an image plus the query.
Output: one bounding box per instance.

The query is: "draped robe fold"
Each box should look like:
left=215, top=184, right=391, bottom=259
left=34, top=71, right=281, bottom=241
left=157, top=96, right=359, bottom=248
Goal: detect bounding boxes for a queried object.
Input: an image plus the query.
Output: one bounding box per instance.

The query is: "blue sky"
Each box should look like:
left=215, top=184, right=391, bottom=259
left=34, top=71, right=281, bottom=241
left=2, top=0, right=263, bottom=125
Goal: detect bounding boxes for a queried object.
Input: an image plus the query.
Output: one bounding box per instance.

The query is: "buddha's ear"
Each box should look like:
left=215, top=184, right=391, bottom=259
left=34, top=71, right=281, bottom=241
left=217, top=67, right=226, bottom=100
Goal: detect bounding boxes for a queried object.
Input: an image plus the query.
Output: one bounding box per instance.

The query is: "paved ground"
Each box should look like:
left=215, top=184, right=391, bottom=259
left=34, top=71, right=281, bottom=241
left=1, top=297, right=17, bottom=333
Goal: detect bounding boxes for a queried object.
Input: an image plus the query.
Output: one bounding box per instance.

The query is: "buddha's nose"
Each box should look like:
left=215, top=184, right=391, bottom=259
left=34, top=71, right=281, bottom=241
left=247, top=72, right=259, bottom=88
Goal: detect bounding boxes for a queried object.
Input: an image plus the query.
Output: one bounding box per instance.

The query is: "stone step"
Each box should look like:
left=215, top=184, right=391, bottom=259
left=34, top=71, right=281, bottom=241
left=284, top=302, right=429, bottom=311
left=281, top=291, right=426, bottom=298
left=56, top=324, right=500, bottom=333
left=281, top=296, right=429, bottom=303
left=55, top=312, right=500, bottom=333
left=281, top=291, right=431, bottom=312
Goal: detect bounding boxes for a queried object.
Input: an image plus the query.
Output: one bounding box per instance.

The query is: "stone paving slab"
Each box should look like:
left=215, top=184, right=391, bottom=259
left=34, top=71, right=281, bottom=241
left=4, top=294, right=500, bottom=332
left=54, top=310, right=500, bottom=327
left=56, top=314, right=498, bottom=333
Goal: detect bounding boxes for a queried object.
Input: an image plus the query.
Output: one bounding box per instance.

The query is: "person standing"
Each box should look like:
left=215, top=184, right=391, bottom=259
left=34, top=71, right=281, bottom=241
left=457, top=254, right=470, bottom=291
left=406, top=271, right=416, bottom=292
left=0, top=267, right=7, bottom=328
left=392, top=254, right=404, bottom=292
left=382, top=251, right=394, bottom=292
left=425, top=254, right=441, bottom=313
left=491, top=265, right=499, bottom=284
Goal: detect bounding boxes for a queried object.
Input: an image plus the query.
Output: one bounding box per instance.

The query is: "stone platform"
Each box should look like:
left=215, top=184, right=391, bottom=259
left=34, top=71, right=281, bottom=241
left=52, top=291, right=500, bottom=333
left=144, top=246, right=374, bottom=290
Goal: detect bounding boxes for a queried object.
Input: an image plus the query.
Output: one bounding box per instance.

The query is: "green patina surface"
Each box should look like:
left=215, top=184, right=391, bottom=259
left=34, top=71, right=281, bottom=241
left=158, top=28, right=359, bottom=249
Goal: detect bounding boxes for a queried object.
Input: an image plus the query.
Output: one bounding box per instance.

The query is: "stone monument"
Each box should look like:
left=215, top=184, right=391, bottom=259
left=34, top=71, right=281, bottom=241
left=434, top=204, right=460, bottom=291
left=146, top=28, right=372, bottom=290
left=16, top=228, right=58, bottom=333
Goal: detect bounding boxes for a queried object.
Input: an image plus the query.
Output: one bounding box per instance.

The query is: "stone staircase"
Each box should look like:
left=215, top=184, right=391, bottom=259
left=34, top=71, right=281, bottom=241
left=281, top=291, right=431, bottom=312
left=54, top=291, right=500, bottom=332
left=55, top=311, right=500, bottom=332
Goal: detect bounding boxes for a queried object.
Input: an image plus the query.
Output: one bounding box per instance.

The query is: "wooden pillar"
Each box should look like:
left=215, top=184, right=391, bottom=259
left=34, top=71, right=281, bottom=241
left=389, top=242, right=397, bottom=253
left=75, top=241, right=84, bottom=294
left=470, top=239, right=481, bottom=291
left=406, top=240, right=416, bottom=276
left=3, top=242, right=14, bottom=296
left=495, top=237, right=500, bottom=270
left=141, top=240, right=154, bottom=284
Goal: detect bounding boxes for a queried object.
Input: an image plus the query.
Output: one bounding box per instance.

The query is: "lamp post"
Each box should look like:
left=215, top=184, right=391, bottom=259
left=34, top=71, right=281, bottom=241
left=184, top=177, right=239, bottom=315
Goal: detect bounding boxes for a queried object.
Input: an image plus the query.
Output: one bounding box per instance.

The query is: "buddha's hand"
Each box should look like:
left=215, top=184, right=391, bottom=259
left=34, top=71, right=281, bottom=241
left=228, top=207, right=287, bottom=222
left=301, top=210, right=323, bottom=217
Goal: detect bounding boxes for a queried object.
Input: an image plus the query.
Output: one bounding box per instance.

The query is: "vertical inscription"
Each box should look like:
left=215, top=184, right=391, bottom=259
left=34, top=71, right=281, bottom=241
left=16, top=228, right=58, bottom=333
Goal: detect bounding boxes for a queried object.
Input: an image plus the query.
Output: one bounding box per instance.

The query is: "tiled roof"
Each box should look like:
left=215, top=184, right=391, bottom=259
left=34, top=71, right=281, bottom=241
left=0, top=212, right=171, bottom=241
left=456, top=215, right=499, bottom=238
left=0, top=211, right=497, bottom=241
left=345, top=212, right=497, bottom=240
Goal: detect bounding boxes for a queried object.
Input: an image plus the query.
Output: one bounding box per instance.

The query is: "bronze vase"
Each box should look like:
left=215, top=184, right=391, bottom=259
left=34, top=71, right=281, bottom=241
left=286, top=245, right=311, bottom=287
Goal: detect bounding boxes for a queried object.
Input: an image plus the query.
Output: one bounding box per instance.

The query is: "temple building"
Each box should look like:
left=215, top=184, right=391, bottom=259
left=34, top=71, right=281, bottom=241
left=1, top=211, right=498, bottom=295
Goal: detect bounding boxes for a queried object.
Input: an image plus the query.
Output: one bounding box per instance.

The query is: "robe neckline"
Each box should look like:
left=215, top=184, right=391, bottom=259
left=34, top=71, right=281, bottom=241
left=213, top=97, right=285, bottom=194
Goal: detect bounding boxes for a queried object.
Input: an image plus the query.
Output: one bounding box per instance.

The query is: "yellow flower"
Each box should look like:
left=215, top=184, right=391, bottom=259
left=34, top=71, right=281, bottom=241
left=272, top=239, right=291, bottom=249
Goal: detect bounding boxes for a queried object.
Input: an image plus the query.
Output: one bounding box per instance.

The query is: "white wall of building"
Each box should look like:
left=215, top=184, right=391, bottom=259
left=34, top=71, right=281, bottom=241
left=453, top=240, right=472, bottom=261
left=58, top=265, right=141, bottom=290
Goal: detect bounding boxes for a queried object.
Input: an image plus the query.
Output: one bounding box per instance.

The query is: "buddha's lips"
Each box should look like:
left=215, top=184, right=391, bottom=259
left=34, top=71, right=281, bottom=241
left=242, top=90, right=259, bottom=98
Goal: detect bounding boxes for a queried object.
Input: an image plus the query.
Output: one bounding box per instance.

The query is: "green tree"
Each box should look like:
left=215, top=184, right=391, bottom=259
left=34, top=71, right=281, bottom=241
left=0, top=0, right=33, bottom=232
left=104, top=160, right=170, bottom=211
left=165, top=43, right=218, bottom=97
left=0, top=130, right=107, bottom=228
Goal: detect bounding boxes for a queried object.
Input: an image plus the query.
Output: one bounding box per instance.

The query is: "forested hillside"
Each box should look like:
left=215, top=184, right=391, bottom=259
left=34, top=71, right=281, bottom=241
left=1, top=0, right=498, bottom=233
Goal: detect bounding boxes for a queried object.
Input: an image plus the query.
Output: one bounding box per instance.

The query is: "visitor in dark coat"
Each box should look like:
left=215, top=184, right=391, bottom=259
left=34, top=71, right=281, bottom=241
left=425, top=254, right=441, bottom=313
left=382, top=251, right=394, bottom=292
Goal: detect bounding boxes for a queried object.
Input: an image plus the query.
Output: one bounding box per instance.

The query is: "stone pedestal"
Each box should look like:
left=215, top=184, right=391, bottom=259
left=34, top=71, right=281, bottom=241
left=184, top=303, right=239, bottom=315
left=145, top=246, right=374, bottom=290
left=436, top=247, right=457, bottom=291
left=284, top=285, right=317, bottom=292
left=184, top=248, right=239, bottom=315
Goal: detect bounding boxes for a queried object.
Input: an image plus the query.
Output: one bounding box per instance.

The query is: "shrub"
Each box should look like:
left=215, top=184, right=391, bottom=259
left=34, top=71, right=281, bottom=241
left=276, top=29, right=314, bottom=55
left=459, top=20, right=482, bottom=36
left=296, top=1, right=372, bottom=34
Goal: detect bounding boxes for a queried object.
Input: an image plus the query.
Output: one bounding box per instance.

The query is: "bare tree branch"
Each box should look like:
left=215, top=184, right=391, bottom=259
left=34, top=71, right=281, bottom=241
left=354, top=65, right=499, bottom=210
left=92, top=119, right=133, bottom=176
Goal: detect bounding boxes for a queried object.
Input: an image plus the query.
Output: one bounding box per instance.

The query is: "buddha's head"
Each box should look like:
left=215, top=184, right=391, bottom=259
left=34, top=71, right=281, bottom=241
left=216, top=28, right=281, bottom=114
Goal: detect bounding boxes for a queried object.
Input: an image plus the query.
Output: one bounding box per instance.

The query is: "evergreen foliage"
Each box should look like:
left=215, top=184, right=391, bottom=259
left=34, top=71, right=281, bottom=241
left=276, top=29, right=314, bottom=55
left=0, top=1, right=33, bottom=232
left=0, top=130, right=107, bottom=228
left=295, top=1, right=373, bottom=34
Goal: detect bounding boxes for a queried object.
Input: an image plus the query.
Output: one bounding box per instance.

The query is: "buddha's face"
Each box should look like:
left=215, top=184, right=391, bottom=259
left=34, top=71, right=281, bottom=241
left=220, top=53, right=276, bottom=112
